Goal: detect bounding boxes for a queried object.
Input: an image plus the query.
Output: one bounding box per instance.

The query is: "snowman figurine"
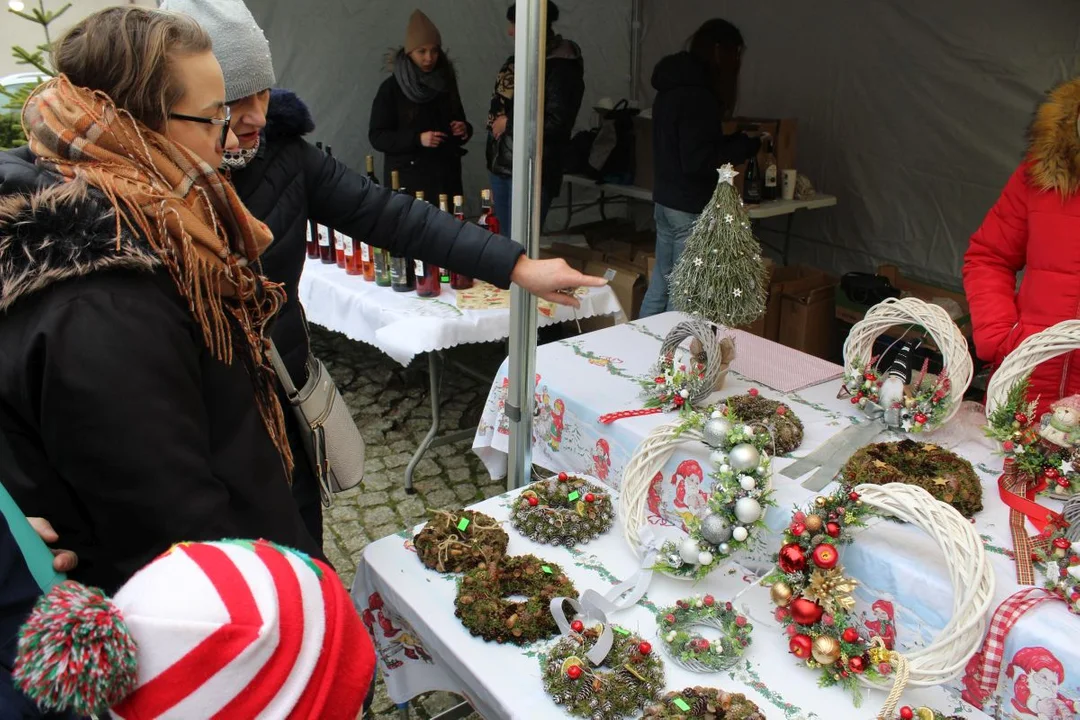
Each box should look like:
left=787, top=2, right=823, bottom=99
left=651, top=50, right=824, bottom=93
left=1039, top=395, right=1080, bottom=448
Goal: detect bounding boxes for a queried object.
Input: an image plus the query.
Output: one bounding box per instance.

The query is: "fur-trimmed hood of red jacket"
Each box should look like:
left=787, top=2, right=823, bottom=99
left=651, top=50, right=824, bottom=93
left=1028, top=76, right=1080, bottom=198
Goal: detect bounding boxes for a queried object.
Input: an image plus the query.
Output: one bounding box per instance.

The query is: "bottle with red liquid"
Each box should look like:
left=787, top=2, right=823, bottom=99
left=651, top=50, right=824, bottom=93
left=450, top=194, right=474, bottom=290
left=359, top=155, right=378, bottom=281
left=306, top=218, right=319, bottom=259
left=437, top=195, right=452, bottom=284
left=344, top=233, right=362, bottom=275
left=414, top=256, right=441, bottom=298
left=315, top=142, right=335, bottom=264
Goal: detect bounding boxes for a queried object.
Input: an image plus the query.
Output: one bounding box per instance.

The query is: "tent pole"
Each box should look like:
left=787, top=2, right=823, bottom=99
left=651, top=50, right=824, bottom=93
left=629, top=0, right=642, bottom=102
left=505, top=0, right=548, bottom=491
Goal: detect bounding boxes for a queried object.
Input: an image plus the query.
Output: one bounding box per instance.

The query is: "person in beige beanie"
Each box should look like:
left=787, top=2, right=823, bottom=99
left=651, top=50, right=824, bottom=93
left=370, top=9, right=472, bottom=200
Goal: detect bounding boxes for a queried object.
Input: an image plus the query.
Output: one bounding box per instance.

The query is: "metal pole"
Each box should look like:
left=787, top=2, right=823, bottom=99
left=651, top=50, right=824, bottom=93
left=505, top=0, right=547, bottom=491
left=629, top=0, right=643, bottom=102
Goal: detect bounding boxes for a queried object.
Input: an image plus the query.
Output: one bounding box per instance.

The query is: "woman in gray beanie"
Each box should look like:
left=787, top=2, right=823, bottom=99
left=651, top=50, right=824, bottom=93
left=157, top=0, right=603, bottom=549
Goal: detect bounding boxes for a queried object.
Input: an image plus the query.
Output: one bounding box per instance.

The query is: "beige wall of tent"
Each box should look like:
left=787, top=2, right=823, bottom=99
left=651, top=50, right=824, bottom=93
left=242, top=0, right=1077, bottom=287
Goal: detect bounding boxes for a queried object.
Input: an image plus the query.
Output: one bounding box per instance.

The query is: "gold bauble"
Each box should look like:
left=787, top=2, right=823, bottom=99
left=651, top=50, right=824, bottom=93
left=770, top=581, right=793, bottom=607
left=811, top=635, right=841, bottom=665
left=804, top=514, right=824, bottom=533
left=815, top=496, right=827, bottom=508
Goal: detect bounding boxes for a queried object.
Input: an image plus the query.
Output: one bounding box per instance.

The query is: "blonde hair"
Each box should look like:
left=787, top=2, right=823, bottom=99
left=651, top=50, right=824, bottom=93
left=52, top=7, right=212, bottom=131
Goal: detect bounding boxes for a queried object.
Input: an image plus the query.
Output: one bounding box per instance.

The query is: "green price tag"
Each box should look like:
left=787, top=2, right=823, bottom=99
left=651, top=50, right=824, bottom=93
left=673, top=698, right=691, bottom=712
left=613, top=626, right=630, bottom=635
left=456, top=518, right=470, bottom=532
left=568, top=491, right=581, bottom=502
left=541, top=565, right=553, bottom=574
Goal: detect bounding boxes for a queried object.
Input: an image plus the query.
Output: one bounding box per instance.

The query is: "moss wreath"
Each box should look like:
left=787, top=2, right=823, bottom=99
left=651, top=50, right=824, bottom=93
left=510, top=473, right=614, bottom=547
left=641, top=687, right=765, bottom=719
left=655, top=594, right=753, bottom=672
left=455, top=554, right=576, bottom=645
left=413, top=509, right=509, bottom=573
left=840, top=439, right=983, bottom=518
left=541, top=623, right=665, bottom=720
left=722, top=391, right=804, bottom=455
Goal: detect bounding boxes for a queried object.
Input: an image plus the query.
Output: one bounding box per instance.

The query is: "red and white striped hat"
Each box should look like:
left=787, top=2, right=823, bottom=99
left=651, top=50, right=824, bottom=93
left=15, top=539, right=375, bottom=719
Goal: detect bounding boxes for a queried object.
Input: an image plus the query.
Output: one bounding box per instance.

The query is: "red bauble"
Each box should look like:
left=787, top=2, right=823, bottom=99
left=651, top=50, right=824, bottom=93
left=703, top=595, right=715, bottom=607
left=664, top=613, right=676, bottom=624
left=848, top=492, right=860, bottom=502
left=914, top=413, right=928, bottom=424
left=570, top=620, right=584, bottom=633
left=673, top=396, right=685, bottom=406
left=1003, top=440, right=1015, bottom=451
left=790, top=598, right=824, bottom=625
left=842, top=627, right=859, bottom=643
left=826, top=522, right=841, bottom=538
left=849, top=656, right=866, bottom=673
left=749, top=388, right=759, bottom=397
left=777, top=405, right=788, bottom=415
left=567, top=665, right=582, bottom=680
left=900, top=707, right=914, bottom=720
left=1054, top=537, right=1071, bottom=550
left=638, top=641, right=652, bottom=655
left=1015, top=413, right=1028, bottom=425
left=558, top=472, right=568, bottom=482
left=791, top=521, right=807, bottom=536
left=1045, top=467, right=1060, bottom=479
left=864, top=372, right=875, bottom=381
left=655, top=376, right=665, bottom=384
left=778, top=543, right=807, bottom=573
left=584, top=493, right=595, bottom=503
left=850, top=396, right=860, bottom=405
left=527, top=496, right=539, bottom=507
left=811, top=544, right=839, bottom=570
left=789, top=634, right=812, bottom=658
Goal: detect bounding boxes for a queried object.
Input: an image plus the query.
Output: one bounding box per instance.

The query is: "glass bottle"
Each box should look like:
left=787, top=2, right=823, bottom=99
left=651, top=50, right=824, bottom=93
left=450, top=194, right=474, bottom=290
left=359, top=155, right=378, bottom=280
left=373, top=172, right=397, bottom=287
left=479, top=188, right=501, bottom=235
left=390, top=190, right=420, bottom=292
left=437, top=194, right=451, bottom=285
left=306, top=218, right=319, bottom=259
left=762, top=136, right=779, bottom=201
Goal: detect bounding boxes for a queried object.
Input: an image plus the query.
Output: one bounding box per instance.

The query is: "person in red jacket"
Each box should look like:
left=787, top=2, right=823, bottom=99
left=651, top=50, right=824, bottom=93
left=964, top=76, right=1080, bottom=413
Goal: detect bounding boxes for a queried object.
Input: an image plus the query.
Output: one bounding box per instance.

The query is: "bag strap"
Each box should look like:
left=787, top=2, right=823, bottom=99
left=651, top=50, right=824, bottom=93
left=0, top=482, right=66, bottom=593
left=268, top=340, right=301, bottom=402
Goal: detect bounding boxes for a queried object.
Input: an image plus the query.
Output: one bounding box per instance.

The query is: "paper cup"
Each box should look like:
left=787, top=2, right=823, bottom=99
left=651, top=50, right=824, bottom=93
left=782, top=170, right=797, bottom=200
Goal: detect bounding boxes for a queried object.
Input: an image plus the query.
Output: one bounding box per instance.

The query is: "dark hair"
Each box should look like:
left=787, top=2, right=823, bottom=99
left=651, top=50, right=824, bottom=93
left=687, top=18, right=744, bottom=119
left=506, top=1, right=559, bottom=27
left=53, top=7, right=212, bottom=131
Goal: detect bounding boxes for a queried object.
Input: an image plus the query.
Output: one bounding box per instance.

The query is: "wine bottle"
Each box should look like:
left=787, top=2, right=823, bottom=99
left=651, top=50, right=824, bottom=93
left=437, top=195, right=451, bottom=285
left=479, top=188, right=501, bottom=235
left=762, top=136, right=779, bottom=201
left=358, top=155, right=377, bottom=281
left=306, top=217, right=319, bottom=259
left=743, top=153, right=763, bottom=205
left=390, top=188, right=419, bottom=292
left=373, top=172, right=396, bottom=287
left=365, top=154, right=378, bottom=182
left=414, top=195, right=441, bottom=298
left=450, top=194, right=474, bottom=290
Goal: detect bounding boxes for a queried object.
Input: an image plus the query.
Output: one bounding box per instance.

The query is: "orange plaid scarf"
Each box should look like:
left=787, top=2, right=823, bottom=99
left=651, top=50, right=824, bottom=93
left=22, top=75, right=293, bottom=476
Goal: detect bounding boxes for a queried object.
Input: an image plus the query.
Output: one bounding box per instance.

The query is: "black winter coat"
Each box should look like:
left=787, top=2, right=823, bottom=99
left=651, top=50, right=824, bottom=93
left=368, top=71, right=472, bottom=200
left=0, top=162, right=322, bottom=595
left=650, top=52, right=760, bottom=214
left=486, top=36, right=585, bottom=198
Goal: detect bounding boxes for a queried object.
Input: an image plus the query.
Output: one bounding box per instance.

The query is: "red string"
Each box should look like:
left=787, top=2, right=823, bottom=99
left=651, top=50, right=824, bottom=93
left=597, top=407, right=663, bottom=425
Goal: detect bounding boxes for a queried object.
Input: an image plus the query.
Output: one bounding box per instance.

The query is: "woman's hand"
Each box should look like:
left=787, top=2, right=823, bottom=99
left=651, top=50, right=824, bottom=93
left=28, top=517, right=78, bottom=572
left=450, top=121, right=469, bottom=139
left=491, top=115, right=508, bottom=139
left=420, top=131, right=447, bottom=148
left=510, top=257, right=608, bottom=308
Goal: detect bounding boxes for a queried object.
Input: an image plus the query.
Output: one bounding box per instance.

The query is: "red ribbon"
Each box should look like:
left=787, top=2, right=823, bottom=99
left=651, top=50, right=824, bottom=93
left=597, top=407, right=663, bottom=425
left=998, top=459, right=1064, bottom=584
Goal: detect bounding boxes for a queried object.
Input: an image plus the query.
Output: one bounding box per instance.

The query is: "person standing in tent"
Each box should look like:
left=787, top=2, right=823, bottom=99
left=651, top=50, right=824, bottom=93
left=964, top=75, right=1080, bottom=415
left=147, top=0, right=603, bottom=549
left=486, top=0, right=584, bottom=231
left=369, top=9, right=471, bottom=199
left=640, top=19, right=761, bottom=317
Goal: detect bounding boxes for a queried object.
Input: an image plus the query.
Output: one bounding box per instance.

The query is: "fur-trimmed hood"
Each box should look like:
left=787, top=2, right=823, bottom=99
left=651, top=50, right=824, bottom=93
left=1028, top=76, right=1080, bottom=197
left=0, top=179, right=157, bottom=313
left=264, top=89, right=315, bottom=144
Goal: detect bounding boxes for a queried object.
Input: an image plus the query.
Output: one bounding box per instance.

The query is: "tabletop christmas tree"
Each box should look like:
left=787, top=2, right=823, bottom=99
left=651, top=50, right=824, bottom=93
left=669, top=165, right=768, bottom=327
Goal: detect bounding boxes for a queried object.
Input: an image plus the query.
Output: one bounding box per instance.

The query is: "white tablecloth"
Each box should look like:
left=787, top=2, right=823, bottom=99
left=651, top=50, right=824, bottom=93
left=462, top=312, right=1078, bottom=719
left=297, top=258, right=624, bottom=366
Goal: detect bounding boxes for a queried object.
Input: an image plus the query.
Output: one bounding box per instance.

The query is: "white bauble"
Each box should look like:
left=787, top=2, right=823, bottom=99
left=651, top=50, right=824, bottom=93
left=720, top=464, right=731, bottom=474
left=732, top=526, right=749, bottom=542
left=711, top=410, right=722, bottom=419
left=1068, top=565, right=1080, bottom=581
left=734, top=497, right=763, bottom=524
left=679, top=538, right=702, bottom=564
left=698, top=551, right=714, bottom=566
left=719, top=543, right=730, bottom=554
left=667, top=630, right=677, bottom=642
left=729, top=443, right=761, bottom=472
left=709, top=450, right=728, bottom=467
left=739, top=475, right=756, bottom=491
left=679, top=389, right=690, bottom=399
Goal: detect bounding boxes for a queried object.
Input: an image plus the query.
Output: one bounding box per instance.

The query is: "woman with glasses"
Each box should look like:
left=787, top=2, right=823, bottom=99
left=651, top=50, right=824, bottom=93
left=640, top=19, right=761, bottom=317
left=0, top=6, right=323, bottom=595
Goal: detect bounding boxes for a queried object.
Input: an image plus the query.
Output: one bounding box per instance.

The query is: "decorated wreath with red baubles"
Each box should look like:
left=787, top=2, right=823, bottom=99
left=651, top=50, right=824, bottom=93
left=765, top=488, right=894, bottom=701
left=1035, top=527, right=1080, bottom=615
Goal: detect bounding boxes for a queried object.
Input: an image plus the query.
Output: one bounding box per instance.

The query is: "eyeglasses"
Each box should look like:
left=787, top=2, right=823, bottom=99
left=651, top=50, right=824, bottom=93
left=168, top=105, right=232, bottom=147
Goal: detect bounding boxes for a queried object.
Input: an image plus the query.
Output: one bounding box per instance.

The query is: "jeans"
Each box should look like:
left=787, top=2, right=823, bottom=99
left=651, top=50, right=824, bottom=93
left=489, top=173, right=552, bottom=236
left=640, top=203, right=699, bottom=317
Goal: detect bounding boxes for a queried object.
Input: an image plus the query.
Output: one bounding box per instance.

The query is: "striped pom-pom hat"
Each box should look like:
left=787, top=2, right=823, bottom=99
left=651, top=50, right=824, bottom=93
left=15, top=539, right=375, bottom=719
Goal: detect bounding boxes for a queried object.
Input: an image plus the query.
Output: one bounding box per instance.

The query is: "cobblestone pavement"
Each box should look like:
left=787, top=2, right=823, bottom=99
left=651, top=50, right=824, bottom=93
left=312, top=325, right=516, bottom=720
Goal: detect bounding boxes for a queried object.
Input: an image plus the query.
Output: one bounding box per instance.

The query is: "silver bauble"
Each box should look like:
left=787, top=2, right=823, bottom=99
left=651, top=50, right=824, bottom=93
left=702, top=417, right=733, bottom=446
left=700, top=513, right=733, bottom=544
left=729, top=443, right=761, bottom=472
left=734, top=496, right=763, bottom=524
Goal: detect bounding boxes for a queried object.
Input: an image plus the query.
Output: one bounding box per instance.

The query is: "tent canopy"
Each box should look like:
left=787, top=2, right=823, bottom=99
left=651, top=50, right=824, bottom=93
left=246, top=0, right=1079, bottom=287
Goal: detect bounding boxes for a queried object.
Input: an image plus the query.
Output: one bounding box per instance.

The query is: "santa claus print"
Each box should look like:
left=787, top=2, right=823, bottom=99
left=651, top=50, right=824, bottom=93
left=861, top=599, right=896, bottom=650
left=646, top=472, right=673, bottom=526
left=1006, top=646, right=1077, bottom=720
left=671, top=460, right=709, bottom=531
left=593, top=438, right=611, bottom=482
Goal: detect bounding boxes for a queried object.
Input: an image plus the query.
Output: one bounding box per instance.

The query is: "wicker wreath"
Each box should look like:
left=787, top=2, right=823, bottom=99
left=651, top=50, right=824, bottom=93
left=455, top=555, right=576, bottom=645
left=841, top=297, right=972, bottom=431
left=541, top=623, right=665, bottom=720
left=621, top=408, right=775, bottom=579
left=641, top=687, right=765, bottom=719
left=413, top=509, right=509, bottom=573
left=767, top=484, right=994, bottom=719
left=985, top=320, right=1080, bottom=500
left=640, top=318, right=736, bottom=412
left=722, top=391, right=804, bottom=454
left=841, top=440, right=983, bottom=518
left=655, top=594, right=753, bottom=672
left=510, top=473, right=614, bottom=547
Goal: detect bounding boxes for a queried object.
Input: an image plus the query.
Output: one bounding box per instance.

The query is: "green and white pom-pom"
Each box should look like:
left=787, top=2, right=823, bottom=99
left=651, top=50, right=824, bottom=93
left=14, top=580, right=138, bottom=716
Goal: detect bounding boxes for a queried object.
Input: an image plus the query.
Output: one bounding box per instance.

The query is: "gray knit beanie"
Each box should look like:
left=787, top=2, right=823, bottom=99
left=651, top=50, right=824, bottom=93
left=159, top=0, right=275, bottom=102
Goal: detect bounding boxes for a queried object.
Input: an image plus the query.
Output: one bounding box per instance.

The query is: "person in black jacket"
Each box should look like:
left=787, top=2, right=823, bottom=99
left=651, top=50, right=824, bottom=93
left=159, top=0, right=603, bottom=548
left=369, top=9, right=471, bottom=199
left=640, top=19, right=761, bottom=317
left=487, top=1, right=584, bottom=231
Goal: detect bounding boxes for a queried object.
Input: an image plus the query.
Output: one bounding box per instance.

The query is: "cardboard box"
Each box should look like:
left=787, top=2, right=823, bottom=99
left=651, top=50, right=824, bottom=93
left=585, top=258, right=645, bottom=320
left=734, top=257, right=776, bottom=337
left=777, top=270, right=837, bottom=360
left=547, top=242, right=605, bottom=268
